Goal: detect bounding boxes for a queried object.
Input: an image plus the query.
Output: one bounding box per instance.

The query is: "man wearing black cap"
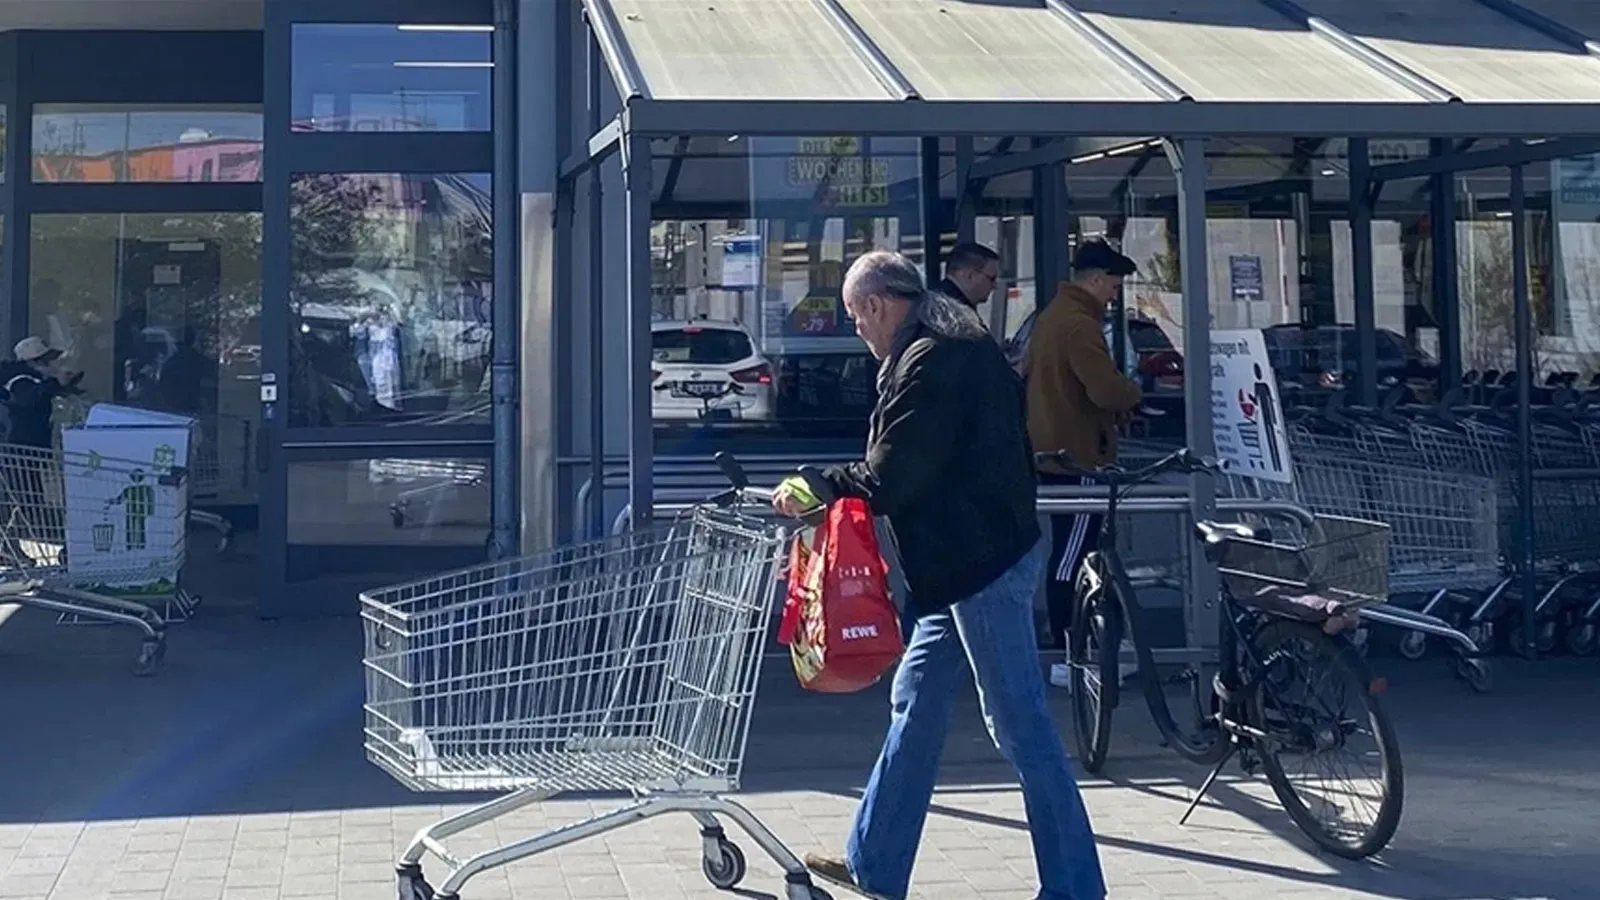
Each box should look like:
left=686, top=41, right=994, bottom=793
left=1026, top=240, right=1144, bottom=684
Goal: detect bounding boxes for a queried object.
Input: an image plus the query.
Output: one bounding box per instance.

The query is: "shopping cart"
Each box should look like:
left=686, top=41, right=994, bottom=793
left=187, top=413, right=252, bottom=555
left=0, top=443, right=171, bottom=674
left=372, top=458, right=489, bottom=530
left=364, top=459, right=836, bottom=900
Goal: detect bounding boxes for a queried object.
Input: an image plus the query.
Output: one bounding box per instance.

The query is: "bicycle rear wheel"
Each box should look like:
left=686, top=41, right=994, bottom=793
left=1068, top=552, right=1121, bottom=774
left=1248, top=620, right=1404, bottom=859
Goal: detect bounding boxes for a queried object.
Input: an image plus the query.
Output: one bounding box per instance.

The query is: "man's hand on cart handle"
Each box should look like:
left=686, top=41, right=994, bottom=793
left=773, top=476, right=823, bottom=519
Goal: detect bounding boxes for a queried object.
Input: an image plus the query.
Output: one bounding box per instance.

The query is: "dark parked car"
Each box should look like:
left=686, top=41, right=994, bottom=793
left=1263, top=324, right=1438, bottom=389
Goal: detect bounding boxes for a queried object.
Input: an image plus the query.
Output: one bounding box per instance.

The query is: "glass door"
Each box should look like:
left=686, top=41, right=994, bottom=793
left=260, top=8, right=495, bottom=615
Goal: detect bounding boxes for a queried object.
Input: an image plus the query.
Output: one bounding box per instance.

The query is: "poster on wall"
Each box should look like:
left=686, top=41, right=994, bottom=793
left=1229, top=255, right=1264, bottom=303
left=60, top=405, right=194, bottom=594
left=719, top=234, right=762, bottom=289
left=1209, top=330, right=1293, bottom=484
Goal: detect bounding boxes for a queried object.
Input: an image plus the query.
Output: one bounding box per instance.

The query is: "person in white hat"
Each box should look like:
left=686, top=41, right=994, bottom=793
left=1, top=336, right=84, bottom=448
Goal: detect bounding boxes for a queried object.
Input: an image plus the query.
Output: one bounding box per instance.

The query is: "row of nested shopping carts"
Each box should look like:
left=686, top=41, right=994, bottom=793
left=0, top=413, right=251, bottom=675
left=1228, top=384, right=1600, bottom=681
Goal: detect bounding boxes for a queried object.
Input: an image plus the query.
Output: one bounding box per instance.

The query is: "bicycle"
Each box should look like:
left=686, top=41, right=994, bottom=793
left=1042, top=447, right=1404, bottom=859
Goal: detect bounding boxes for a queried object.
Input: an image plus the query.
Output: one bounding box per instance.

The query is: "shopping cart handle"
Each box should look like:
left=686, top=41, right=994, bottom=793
left=714, top=451, right=749, bottom=489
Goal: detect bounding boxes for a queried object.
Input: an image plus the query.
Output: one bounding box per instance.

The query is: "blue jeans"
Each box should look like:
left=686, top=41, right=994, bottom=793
left=847, top=541, right=1106, bottom=900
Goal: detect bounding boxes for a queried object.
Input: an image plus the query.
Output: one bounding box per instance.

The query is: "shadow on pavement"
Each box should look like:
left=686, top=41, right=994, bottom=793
left=1, top=562, right=1595, bottom=898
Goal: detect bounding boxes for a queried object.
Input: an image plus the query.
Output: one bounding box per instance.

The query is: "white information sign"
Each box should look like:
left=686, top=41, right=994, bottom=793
left=60, top=404, right=195, bottom=593
left=1209, top=330, right=1293, bottom=484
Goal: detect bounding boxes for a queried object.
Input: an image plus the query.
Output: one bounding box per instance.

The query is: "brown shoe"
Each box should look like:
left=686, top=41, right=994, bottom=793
left=803, top=853, right=893, bottom=900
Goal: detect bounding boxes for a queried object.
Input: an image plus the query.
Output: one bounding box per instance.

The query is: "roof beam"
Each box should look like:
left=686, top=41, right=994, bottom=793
left=1469, top=0, right=1600, bottom=57
left=1371, top=137, right=1600, bottom=182
left=811, top=0, right=918, bottom=100
left=1043, top=0, right=1191, bottom=102
left=582, top=0, right=648, bottom=101
left=1256, top=0, right=1459, bottom=103
left=560, top=116, right=624, bottom=180
left=624, top=98, right=1600, bottom=140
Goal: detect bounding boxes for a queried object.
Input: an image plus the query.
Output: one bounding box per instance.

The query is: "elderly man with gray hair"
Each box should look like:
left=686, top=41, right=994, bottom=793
left=773, top=251, right=1105, bottom=900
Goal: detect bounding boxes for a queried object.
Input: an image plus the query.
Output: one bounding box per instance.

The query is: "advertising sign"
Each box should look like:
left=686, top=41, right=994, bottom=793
left=61, top=405, right=194, bottom=593
left=1209, top=330, right=1293, bottom=483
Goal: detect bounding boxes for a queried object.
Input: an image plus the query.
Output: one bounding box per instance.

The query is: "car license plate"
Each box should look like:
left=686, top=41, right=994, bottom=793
left=673, top=381, right=726, bottom=398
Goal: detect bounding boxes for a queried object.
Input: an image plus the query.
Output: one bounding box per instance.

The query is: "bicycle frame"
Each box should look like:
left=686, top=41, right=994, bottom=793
left=1095, top=484, right=1238, bottom=767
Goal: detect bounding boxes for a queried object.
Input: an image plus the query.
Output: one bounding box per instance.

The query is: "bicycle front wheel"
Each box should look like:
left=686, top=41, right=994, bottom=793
left=1068, top=552, right=1122, bottom=774
left=1248, top=620, right=1405, bottom=859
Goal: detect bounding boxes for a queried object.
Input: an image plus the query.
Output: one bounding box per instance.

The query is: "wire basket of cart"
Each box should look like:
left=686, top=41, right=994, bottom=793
left=1221, top=444, right=1493, bottom=689
left=185, top=412, right=254, bottom=555
left=364, top=459, right=839, bottom=900
left=0, top=442, right=174, bottom=674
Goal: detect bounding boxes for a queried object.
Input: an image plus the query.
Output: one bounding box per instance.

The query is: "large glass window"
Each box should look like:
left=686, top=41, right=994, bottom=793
left=32, top=104, right=263, bottom=183
left=290, top=24, right=492, bottom=133
left=1552, top=153, right=1600, bottom=387
left=650, top=136, right=924, bottom=446
left=288, top=172, right=492, bottom=427
left=1065, top=137, right=1448, bottom=415
left=1457, top=164, right=1563, bottom=391
left=29, top=213, right=263, bottom=505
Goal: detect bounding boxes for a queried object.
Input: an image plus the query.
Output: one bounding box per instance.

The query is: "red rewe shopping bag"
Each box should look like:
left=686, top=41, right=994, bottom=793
left=778, top=498, right=903, bottom=693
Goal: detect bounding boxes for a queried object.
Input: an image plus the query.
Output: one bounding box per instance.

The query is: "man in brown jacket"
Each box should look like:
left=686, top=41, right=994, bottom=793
left=1026, top=241, right=1143, bottom=684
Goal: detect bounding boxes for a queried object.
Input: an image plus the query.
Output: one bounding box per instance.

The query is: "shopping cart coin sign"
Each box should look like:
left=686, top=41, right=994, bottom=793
left=1209, top=329, right=1294, bottom=484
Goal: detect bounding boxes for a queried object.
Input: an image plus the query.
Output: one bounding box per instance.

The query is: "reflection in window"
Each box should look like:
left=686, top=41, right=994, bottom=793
left=651, top=136, right=924, bottom=440
left=32, top=104, right=263, bottom=183
left=29, top=213, right=263, bottom=505
left=289, top=172, right=492, bottom=426
left=285, top=457, right=490, bottom=588
left=1457, top=164, right=1573, bottom=390
left=1062, top=137, right=1449, bottom=400
left=291, top=24, right=492, bottom=132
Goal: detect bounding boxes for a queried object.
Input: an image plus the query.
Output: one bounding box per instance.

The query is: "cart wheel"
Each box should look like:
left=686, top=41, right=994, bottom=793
left=1396, top=631, right=1427, bottom=661
left=396, top=865, right=435, bottom=900
left=133, top=637, right=166, bottom=677
left=1536, top=620, right=1560, bottom=655
left=1565, top=623, right=1597, bottom=656
left=701, top=840, right=746, bottom=890
left=1454, top=657, right=1492, bottom=694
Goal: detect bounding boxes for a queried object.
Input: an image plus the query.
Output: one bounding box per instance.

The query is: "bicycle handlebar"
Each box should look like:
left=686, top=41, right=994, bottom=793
left=1035, top=447, right=1219, bottom=488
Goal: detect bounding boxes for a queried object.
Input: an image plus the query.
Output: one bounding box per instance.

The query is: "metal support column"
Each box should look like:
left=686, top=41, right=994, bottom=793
left=1032, top=139, right=1064, bottom=308
left=623, top=132, right=655, bottom=529
left=1509, top=164, right=1537, bottom=659
left=584, top=35, right=607, bottom=537
left=1430, top=139, right=1462, bottom=391
left=1169, top=138, right=1220, bottom=650
left=490, top=0, right=521, bottom=558
left=1349, top=138, right=1378, bottom=407
left=920, top=136, right=943, bottom=285
left=955, top=137, right=976, bottom=243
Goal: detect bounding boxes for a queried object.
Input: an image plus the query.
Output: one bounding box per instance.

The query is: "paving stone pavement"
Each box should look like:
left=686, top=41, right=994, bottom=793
left=0, top=589, right=1594, bottom=900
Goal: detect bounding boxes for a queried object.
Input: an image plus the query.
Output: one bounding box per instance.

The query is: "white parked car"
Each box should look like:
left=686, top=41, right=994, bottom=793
left=651, top=320, right=774, bottom=423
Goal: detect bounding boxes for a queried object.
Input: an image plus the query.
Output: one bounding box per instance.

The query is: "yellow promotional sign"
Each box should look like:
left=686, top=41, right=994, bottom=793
left=787, top=136, right=891, bottom=208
